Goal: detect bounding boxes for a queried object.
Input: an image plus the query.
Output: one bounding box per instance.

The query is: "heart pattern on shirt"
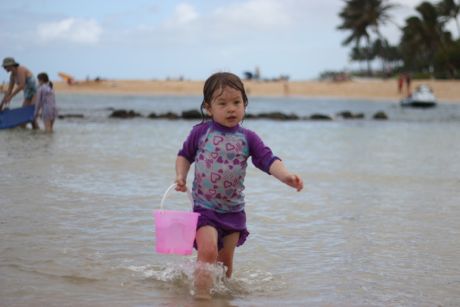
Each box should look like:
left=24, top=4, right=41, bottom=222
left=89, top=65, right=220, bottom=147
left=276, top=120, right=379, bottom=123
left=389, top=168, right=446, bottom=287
left=224, top=180, right=233, bottom=188
left=210, top=172, right=221, bottom=183
left=226, top=143, right=235, bottom=151
left=213, top=135, right=224, bottom=145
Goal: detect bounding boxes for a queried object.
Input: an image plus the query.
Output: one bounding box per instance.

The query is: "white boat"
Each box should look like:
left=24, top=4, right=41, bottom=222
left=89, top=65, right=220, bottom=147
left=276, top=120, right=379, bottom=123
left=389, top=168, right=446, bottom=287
left=400, top=84, right=437, bottom=108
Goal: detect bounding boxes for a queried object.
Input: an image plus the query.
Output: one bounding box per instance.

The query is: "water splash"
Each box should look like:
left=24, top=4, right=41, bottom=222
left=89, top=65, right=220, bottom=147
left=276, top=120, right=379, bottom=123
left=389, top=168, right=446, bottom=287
left=125, top=258, right=280, bottom=298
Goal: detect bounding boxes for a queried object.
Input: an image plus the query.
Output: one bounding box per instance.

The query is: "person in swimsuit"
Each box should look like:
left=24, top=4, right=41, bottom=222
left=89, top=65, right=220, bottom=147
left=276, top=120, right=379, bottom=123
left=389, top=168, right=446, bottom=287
left=175, top=72, right=304, bottom=299
left=34, top=72, right=58, bottom=133
left=1, top=57, right=39, bottom=129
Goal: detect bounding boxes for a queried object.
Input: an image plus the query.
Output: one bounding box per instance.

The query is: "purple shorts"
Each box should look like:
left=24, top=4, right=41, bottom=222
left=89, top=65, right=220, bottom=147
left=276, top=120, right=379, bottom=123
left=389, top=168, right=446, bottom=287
left=193, top=205, right=249, bottom=251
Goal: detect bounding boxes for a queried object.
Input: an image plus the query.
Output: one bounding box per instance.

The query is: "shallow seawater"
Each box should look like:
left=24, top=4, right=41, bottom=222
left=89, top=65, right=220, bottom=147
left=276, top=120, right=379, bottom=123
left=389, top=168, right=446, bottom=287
left=1, top=94, right=460, bottom=306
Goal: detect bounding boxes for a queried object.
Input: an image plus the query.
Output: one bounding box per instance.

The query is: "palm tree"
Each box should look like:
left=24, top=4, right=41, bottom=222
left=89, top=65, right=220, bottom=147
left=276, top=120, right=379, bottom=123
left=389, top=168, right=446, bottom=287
left=400, top=1, right=455, bottom=76
left=437, top=0, right=460, bottom=37
left=337, top=0, right=395, bottom=75
left=350, top=46, right=373, bottom=73
left=372, top=38, right=400, bottom=75
left=400, top=16, right=430, bottom=72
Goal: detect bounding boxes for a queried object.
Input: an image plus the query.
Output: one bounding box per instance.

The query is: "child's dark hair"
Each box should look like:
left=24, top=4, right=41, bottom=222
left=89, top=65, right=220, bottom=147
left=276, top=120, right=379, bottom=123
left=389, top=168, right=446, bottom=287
left=37, top=72, right=53, bottom=89
left=200, top=72, right=248, bottom=121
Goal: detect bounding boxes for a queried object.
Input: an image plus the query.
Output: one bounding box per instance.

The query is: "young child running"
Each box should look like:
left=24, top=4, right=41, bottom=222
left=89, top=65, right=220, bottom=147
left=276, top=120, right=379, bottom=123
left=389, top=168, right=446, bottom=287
left=34, top=72, right=58, bottom=133
left=175, top=72, right=303, bottom=299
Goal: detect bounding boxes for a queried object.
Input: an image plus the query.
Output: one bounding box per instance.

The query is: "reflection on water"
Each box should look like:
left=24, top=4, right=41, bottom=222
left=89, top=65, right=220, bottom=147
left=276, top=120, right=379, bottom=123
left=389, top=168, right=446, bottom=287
left=1, top=95, right=460, bottom=306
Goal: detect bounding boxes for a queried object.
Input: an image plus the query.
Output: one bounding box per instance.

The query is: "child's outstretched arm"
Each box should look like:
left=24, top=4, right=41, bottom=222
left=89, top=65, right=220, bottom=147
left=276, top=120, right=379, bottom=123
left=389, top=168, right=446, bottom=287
left=269, top=160, right=304, bottom=191
left=175, top=155, right=191, bottom=192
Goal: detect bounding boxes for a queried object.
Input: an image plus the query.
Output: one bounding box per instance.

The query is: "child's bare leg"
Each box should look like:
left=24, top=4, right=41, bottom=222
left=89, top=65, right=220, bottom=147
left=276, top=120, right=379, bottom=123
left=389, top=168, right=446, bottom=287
left=217, top=232, right=239, bottom=278
left=45, top=120, right=53, bottom=133
left=194, top=226, right=218, bottom=299
left=31, top=118, right=39, bottom=130
left=194, top=265, right=213, bottom=300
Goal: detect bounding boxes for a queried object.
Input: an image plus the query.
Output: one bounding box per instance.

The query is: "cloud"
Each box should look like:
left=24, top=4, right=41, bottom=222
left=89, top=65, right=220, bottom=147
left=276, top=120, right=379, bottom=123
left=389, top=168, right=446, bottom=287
left=37, top=18, right=102, bottom=44
left=164, top=3, right=198, bottom=27
left=156, top=0, right=293, bottom=45
left=213, top=0, right=292, bottom=30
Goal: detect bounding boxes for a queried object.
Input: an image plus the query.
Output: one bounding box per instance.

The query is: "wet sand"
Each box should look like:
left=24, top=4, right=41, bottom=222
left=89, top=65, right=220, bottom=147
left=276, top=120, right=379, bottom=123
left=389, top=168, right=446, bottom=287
left=53, top=79, right=460, bottom=103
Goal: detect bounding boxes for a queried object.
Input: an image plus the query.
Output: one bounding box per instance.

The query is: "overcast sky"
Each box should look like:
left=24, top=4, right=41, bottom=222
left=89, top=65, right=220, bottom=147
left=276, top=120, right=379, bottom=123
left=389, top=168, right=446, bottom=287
left=0, top=0, right=450, bottom=82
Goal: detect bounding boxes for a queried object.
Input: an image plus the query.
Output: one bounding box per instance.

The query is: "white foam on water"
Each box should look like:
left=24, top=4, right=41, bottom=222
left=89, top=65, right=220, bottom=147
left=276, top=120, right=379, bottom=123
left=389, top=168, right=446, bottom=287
left=125, top=258, right=282, bottom=298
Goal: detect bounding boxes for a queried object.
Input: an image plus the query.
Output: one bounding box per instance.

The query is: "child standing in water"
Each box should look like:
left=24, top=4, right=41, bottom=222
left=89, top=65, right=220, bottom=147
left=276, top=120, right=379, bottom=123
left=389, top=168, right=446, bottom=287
left=34, top=73, right=58, bottom=133
left=175, top=72, right=303, bottom=299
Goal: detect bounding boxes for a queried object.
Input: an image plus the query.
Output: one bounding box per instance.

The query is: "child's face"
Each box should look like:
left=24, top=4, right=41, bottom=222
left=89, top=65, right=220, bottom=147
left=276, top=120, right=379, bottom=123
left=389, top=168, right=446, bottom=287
left=205, top=86, right=245, bottom=128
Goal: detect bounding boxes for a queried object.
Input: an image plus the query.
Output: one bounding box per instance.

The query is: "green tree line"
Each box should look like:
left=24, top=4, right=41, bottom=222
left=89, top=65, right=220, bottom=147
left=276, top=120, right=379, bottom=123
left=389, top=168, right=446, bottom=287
left=337, top=0, right=460, bottom=79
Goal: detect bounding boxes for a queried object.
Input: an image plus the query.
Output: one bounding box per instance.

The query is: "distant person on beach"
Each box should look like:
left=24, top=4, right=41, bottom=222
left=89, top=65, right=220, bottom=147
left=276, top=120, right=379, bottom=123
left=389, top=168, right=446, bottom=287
left=34, top=72, right=58, bottom=133
left=283, top=81, right=289, bottom=96
left=1, top=57, right=39, bottom=129
left=405, top=73, right=412, bottom=95
left=174, top=72, right=304, bottom=299
left=398, top=72, right=412, bottom=96
left=398, top=73, right=404, bottom=94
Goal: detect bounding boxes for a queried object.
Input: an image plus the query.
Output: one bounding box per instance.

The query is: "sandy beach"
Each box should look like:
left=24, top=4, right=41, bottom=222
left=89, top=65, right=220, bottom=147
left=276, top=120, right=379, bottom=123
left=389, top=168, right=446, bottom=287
left=53, top=78, right=460, bottom=103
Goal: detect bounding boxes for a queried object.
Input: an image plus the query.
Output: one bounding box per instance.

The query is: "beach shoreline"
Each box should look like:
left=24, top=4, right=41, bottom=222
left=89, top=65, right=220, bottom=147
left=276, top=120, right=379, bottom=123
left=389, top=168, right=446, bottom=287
left=53, top=79, right=460, bottom=103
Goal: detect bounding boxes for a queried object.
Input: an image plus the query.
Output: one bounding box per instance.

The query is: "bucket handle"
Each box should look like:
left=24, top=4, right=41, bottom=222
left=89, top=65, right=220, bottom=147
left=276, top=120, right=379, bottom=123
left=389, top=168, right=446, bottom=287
left=159, top=183, right=194, bottom=211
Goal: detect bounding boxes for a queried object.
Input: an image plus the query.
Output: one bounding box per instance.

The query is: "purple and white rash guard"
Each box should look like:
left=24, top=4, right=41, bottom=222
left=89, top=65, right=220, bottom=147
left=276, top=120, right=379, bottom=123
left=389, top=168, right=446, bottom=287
left=178, top=121, right=280, bottom=213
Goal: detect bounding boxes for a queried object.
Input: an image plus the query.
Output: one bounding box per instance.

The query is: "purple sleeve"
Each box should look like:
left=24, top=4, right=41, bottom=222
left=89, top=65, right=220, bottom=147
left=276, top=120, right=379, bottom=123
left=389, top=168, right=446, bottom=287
left=245, top=129, right=280, bottom=174
left=177, top=122, right=209, bottom=163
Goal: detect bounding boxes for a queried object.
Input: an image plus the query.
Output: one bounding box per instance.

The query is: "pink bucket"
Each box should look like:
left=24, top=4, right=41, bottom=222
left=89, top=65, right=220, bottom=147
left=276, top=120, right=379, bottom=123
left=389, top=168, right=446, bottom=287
left=154, top=184, right=199, bottom=255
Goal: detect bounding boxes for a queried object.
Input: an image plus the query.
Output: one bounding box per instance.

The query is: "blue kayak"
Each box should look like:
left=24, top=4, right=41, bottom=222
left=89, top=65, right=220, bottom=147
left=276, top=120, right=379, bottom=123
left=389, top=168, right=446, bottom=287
left=0, top=105, right=35, bottom=129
